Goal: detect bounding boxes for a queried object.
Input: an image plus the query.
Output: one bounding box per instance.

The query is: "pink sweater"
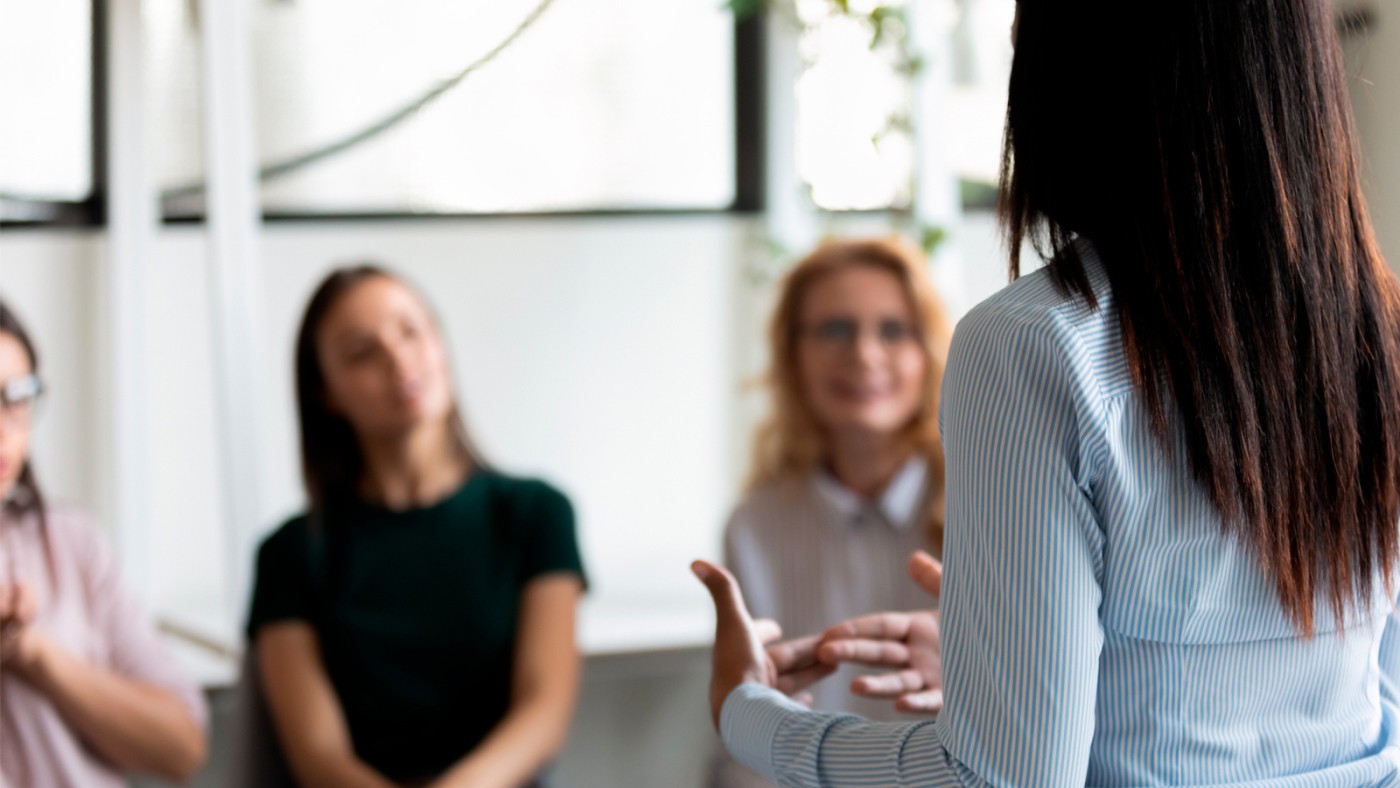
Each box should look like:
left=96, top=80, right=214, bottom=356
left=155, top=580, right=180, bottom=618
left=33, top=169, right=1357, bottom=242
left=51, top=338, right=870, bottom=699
left=0, top=504, right=207, bottom=787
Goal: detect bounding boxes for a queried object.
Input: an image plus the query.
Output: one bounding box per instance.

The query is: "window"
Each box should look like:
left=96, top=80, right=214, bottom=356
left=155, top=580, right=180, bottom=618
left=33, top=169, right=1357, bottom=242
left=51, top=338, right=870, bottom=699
left=945, top=0, right=1015, bottom=209
left=0, top=0, right=98, bottom=225
left=794, top=1, right=915, bottom=211
left=147, top=0, right=745, bottom=219
left=791, top=0, right=1014, bottom=212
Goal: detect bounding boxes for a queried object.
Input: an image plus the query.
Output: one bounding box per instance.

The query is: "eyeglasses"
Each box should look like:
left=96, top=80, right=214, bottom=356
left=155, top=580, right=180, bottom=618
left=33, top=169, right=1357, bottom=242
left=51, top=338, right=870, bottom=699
left=802, top=318, right=920, bottom=350
left=0, top=374, right=44, bottom=427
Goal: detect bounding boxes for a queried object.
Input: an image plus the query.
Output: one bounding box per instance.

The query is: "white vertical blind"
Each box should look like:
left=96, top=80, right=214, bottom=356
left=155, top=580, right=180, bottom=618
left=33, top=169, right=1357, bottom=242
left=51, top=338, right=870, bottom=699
left=102, top=0, right=156, bottom=603
left=198, top=0, right=265, bottom=623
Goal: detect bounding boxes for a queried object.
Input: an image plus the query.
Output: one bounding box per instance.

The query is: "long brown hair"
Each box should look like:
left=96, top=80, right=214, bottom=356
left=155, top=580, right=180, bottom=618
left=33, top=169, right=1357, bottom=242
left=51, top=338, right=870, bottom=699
left=748, top=237, right=953, bottom=547
left=1000, top=0, right=1400, bottom=634
left=0, top=299, right=48, bottom=533
left=294, top=265, right=484, bottom=512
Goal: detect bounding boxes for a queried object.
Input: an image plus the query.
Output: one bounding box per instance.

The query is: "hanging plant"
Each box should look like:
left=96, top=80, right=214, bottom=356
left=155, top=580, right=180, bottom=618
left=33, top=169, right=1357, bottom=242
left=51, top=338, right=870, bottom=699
left=729, top=0, right=948, bottom=271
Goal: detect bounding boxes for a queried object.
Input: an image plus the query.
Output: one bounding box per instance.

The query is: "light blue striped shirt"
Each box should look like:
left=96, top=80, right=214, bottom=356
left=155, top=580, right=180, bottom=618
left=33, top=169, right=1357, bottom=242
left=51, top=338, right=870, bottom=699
left=721, top=243, right=1400, bottom=786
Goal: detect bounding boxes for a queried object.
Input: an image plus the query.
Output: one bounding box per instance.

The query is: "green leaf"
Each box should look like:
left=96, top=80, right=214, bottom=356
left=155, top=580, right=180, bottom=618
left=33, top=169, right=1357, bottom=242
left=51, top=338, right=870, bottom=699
left=920, top=224, right=948, bottom=255
left=898, top=54, right=926, bottom=76
left=723, top=0, right=767, bottom=21
left=885, top=112, right=913, bottom=134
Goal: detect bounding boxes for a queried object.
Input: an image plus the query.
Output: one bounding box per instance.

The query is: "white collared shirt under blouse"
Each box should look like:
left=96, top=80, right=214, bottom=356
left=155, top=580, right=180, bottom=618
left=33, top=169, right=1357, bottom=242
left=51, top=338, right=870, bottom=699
left=724, top=454, right=938, bottom=721
left=720, top=242, right=1400, bottom=787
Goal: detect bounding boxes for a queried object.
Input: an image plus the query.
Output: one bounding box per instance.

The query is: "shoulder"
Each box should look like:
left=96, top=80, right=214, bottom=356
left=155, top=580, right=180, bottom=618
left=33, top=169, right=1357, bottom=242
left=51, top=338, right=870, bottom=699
left=37, top=503, right=110, bottom=566
left=479, top=472, right=575, bottom=532
left=725, top=475, right=810, bottom=542
left=952, top=242, right=1129, bottom=401
left=482, top=473, right=588, bottom=581
left=957, top=266, right=1100, bottom=354
left=254, top=514, right=313, bottom=567
left=38, top=501, right=101, bottom=539
left=482, top=472, right=572, bottom=509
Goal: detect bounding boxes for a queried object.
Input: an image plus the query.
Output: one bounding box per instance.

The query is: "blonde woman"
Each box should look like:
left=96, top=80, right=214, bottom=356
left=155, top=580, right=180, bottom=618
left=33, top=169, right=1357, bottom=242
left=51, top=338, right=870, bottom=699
left=721, top=237, right=952, bottom=734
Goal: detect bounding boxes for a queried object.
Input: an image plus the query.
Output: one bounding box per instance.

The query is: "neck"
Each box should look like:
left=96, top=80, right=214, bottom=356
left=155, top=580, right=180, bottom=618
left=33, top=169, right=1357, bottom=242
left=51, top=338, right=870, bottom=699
left=359, top=422, right=470, bottom=510
left=827, top=431, right=911, bottom=499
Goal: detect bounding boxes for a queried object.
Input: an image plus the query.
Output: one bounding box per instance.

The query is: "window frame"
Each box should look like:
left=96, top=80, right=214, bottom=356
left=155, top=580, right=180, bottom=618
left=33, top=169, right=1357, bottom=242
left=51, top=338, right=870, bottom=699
left=0, top=6, right=764, bottom=230
left=0, top=0, right=107, bottom=230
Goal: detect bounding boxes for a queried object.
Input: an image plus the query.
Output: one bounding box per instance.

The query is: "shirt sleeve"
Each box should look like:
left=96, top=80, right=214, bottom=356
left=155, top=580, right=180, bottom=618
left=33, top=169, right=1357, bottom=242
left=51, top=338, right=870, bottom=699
left=516, top=480, right=588, bottom=588
left=244, top=519, right=317, bottom=640
left=69, top=510, right=209, bottom=731
left=719, top=302, right=1109, bottom=787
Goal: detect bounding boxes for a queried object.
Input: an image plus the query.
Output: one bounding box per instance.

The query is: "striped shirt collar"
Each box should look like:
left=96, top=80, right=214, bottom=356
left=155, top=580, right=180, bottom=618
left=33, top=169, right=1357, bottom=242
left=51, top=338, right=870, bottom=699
left=812, top=454, right=928, bottom=531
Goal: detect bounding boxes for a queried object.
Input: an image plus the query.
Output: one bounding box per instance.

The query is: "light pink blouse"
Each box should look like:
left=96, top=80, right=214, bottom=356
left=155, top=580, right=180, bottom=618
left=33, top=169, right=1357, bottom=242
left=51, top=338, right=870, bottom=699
left=0, top=504, right=207, bottom=788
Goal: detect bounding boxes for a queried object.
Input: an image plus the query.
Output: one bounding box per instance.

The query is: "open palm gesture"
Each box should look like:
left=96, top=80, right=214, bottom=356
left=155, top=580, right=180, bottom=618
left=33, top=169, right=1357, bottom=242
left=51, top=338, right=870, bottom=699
left=817, top=551, right=943, bottom=713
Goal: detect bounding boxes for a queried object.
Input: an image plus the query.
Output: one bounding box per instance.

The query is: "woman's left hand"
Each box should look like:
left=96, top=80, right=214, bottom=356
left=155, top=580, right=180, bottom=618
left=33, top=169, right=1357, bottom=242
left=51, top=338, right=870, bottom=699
left=693, top=560, right=771, bottom=730
left=815, top=551, right=944, bottom=713
left=817, top=610, right=942, bottom=713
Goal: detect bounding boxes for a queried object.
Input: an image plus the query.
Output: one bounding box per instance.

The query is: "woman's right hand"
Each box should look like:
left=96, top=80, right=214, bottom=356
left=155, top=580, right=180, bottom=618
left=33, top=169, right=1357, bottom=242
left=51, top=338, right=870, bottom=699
left=817, top=551, right=944, bottom=713
left=760, top=623, right=837, bottom=705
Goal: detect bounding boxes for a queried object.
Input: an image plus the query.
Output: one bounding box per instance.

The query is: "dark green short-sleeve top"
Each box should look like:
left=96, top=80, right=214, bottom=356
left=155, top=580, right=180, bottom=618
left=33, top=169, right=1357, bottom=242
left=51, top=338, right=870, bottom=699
left=245, top=472, right=586, bottom=782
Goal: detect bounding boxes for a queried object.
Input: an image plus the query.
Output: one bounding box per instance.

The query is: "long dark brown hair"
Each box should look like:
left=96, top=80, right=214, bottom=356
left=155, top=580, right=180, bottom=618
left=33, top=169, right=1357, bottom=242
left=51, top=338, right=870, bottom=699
left=1000, top=0, right=1400, bottom=635
left=294, top=265, right=482, bottom=512
left=0, top=299, right=48, bottom=532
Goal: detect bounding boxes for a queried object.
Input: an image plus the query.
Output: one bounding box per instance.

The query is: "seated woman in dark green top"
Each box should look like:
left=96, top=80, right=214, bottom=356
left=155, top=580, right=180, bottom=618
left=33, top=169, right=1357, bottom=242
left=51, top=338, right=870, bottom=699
left=246, top=265, right=586, bottom=788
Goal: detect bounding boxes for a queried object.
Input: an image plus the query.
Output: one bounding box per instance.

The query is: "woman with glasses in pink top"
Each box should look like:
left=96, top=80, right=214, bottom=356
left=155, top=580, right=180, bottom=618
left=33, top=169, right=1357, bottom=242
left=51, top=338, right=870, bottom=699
left=0, top=299, right=208, bottom=787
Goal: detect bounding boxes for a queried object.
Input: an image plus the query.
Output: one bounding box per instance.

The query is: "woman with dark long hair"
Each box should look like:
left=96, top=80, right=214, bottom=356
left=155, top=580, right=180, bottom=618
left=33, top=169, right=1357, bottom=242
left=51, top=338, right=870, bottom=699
left=695, top=0, right=1400, bottom=784
left=0, top=299, right=207, bottom=786
left=246, top=267, right=586, bottom=788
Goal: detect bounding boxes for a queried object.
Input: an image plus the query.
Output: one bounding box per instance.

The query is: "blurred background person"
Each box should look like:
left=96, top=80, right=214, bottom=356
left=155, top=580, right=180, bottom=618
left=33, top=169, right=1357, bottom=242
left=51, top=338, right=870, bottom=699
left=0, top=299, right=208, bottom=787
left=715, top=237, right=952, bottom=786
left=245, top=266, right=586, bottom=788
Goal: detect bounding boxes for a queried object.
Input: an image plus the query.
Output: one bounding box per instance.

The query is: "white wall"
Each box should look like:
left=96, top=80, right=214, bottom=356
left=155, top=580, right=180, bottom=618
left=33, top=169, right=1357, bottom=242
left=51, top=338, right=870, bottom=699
left=1346, top=0, right=1400, bottom=268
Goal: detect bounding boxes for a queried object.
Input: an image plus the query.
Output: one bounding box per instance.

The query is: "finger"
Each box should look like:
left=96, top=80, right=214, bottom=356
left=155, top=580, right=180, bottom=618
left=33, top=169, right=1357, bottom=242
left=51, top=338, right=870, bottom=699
left=819, top=639, right=911, bottom=667
left=13, top=584, right=36, bottom=624
left=0, top=585, right=11, bottom=619
left=753, top=618, right=782, bottom=646
left=908, top=551, right=942, bottom=598
left=819, top=612, right=914, bottom=644
left=851, top=669, right=926, bottom=698
left=691, top=560, right=755, bottom=631
left=775, top=662, right=837, bottom=695
left=768, top=634, right=822, bottom=673
left=895, top=689, right=945, bottom=714
left=692, top=560, right=765, bottom=731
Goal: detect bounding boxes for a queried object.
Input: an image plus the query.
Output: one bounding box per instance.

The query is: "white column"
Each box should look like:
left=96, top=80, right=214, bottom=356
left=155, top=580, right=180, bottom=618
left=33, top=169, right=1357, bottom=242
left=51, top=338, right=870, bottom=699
left=102, top=0, right=156, bottom=604
left=910, top=0, right=970, bottom=316
left=763, top=14, right=818, bottom=253
left=198, top=0, right=264, bottom=624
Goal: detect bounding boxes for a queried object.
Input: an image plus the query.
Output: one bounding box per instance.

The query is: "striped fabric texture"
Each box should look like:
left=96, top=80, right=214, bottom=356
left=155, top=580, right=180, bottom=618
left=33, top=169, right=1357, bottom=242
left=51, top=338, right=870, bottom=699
left=721, top=243, right=1400, bottom=787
